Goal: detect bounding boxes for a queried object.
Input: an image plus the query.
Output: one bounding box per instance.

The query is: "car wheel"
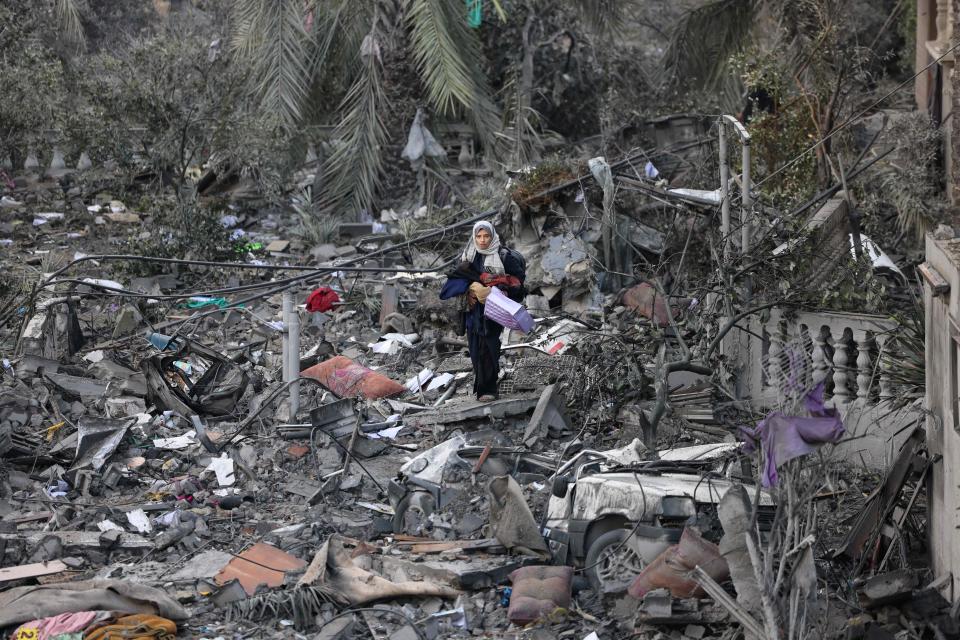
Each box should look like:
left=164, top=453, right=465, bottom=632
left=584, top=528, right=647, bottom=594
left=392, top=491, right=436, bottom=536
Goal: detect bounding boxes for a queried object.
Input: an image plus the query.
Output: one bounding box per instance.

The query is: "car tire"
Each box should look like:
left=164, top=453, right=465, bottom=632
left=392, top=491, right=436, bottom=536
left=584, top=528, right=647, bottom=594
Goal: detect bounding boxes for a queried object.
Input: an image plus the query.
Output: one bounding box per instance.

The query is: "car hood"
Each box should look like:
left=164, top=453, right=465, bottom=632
left=549, top=471, right=774, bottom=526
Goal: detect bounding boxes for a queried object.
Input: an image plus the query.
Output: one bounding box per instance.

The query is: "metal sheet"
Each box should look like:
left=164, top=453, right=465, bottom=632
left=214, top=542, right=307, bottom=596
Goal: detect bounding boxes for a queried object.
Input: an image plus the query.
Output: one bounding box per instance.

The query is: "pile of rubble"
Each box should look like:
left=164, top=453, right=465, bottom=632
left=0, top=150, right=941, bottom=640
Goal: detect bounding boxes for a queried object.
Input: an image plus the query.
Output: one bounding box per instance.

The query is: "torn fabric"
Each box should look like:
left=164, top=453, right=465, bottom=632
left=739, top=383, right=845, bottom=487
left=0, top=580, right=189, bottom=628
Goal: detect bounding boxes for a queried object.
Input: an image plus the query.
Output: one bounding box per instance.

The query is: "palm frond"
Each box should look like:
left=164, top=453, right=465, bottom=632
left=229, top=0, right=265, bottom=59
left=54, top=0, right=86, bottom=53
left=307, top=0, right=361, bottom=81
left=881, top=295, right=924, bottom=409
left=661, top=0, right=759, bottom=91
left=408, top=0, right=501, bottom=158
left=317, top=33, right=388, bottom=217
left=569, top=0, right=627, bottom=35
left=232, top=0, right=311, bottom=126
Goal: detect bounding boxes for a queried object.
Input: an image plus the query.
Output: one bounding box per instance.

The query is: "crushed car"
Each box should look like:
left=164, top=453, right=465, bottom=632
left=544, top=441, right=775, bottom=592
left=389, top=435, right=775, bottom=593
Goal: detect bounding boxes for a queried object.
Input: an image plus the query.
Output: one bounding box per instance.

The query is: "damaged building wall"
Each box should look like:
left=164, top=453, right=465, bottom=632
left=923, top=233, right=960, bottom=598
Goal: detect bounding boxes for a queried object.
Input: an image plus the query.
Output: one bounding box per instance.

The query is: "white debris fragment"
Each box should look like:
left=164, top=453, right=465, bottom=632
left=126, top=508, right=152, bottom=534
left=206, top=454, right=236, bottom=486
left=405, top=368, right=433, bottom=393
left=97, top=520, right=124, bottom=533
left=153, top=430, right=198, bottom=449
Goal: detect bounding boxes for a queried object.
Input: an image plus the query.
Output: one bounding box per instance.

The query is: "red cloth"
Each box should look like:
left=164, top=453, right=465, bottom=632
left=306, top=287, right=340, bottom=313
left=479, top=273, right=522, bottom=289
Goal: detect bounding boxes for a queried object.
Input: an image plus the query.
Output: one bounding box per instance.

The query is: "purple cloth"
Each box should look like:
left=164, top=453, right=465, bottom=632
left=740, top=383, right=845, bottom=487
left=483, top=286, right=535, bottom=334
left=440, top=278, right=470, bottom=300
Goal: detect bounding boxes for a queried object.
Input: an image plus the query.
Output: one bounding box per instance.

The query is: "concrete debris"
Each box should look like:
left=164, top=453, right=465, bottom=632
left=0, top=132, right=934, bottom=640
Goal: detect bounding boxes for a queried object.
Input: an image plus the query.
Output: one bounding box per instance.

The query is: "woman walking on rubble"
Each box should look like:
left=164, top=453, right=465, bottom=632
left=441, top=221, right=526, bottom=402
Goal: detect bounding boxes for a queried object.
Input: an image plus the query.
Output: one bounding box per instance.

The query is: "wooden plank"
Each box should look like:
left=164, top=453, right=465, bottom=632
left=396, top=538, right=501, bottom=554
left=0, top=560, right=67, bottom=583
left=919, top=262, right=950, bottom=296
left=8, top=512, right=53, bottom=525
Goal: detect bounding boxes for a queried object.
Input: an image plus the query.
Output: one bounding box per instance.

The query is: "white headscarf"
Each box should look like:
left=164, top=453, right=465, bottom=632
left=461, top=221, right=505, bottom=274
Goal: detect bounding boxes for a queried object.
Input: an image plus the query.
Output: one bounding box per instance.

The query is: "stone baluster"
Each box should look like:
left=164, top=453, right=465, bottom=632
left=23, top=149, right=39, bottom=172
left=832, top=330, right=852, bottom=404
left=854, top=329, right=873, bottom=402
left=812, top=327, right=831, bottom=386
left=937, top=0, right=949, bottom=42
left=47, top=146, right=67, bottom=179
left=877, top=335, right=894, bottom=400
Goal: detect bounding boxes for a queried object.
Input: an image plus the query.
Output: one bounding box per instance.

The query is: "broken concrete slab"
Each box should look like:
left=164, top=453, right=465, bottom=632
left=167, top=550, right=233, bottom=582
left=404, top=393, right=540, bottom=429
left=112, top=304, right=143, bottom=338
left=88, top=360, right=149, bottom=397
left=44, top=372, right=109, bottom=399
left=379, top=554, right=526, bottom=590
left=104, top=396, right=148, bottom=418
left=5, top=531, right=152, bottom=552
left=316, top=615, right=356, bottom=640
left=523, top=384, right=571, bottom=447
left=858, top=570, right=918, bottom=609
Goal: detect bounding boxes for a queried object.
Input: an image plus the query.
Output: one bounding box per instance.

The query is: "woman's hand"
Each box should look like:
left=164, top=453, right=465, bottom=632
left=469, top=281, right=492, bottom=304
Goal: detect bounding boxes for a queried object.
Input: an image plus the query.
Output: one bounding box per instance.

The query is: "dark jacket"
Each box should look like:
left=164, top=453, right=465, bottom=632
left=464, top=250, right=526, bottom=336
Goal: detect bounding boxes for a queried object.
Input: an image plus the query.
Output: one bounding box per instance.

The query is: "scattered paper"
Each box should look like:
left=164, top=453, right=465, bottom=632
left=367, top=425, right=403, bottom=440
left=83, top=350, right=105, bottom=364
left=369, top=340, right=400, bottom=355
left=206, top=454, right=236, bottom=486
left=126, top=508, right=152, bottom=534
left=368, top=332, right=419, bottom=355
left=426, top=372, right=454, bottom=391
left=405, top=368, right=433, bottom=393
left=153, top=511, right=181, bottom=528
left=153, top=430, right=198, bottom=450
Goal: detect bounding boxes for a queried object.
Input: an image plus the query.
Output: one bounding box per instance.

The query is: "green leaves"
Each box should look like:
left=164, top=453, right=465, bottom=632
left=407, top=0, right=501, bottom=157
left=230, top=0, right=310, bottom=127
left=317, top=33, right=389, bottom=217
left=661, top=0, right=759, bottom=91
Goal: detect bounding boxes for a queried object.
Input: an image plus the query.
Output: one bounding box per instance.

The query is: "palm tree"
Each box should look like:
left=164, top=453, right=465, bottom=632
left=229, top=0, right=630, bottom=218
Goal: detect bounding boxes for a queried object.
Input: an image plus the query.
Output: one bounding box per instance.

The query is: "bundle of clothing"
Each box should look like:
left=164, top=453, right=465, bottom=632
left=439, top=262, right=523, bottom=301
